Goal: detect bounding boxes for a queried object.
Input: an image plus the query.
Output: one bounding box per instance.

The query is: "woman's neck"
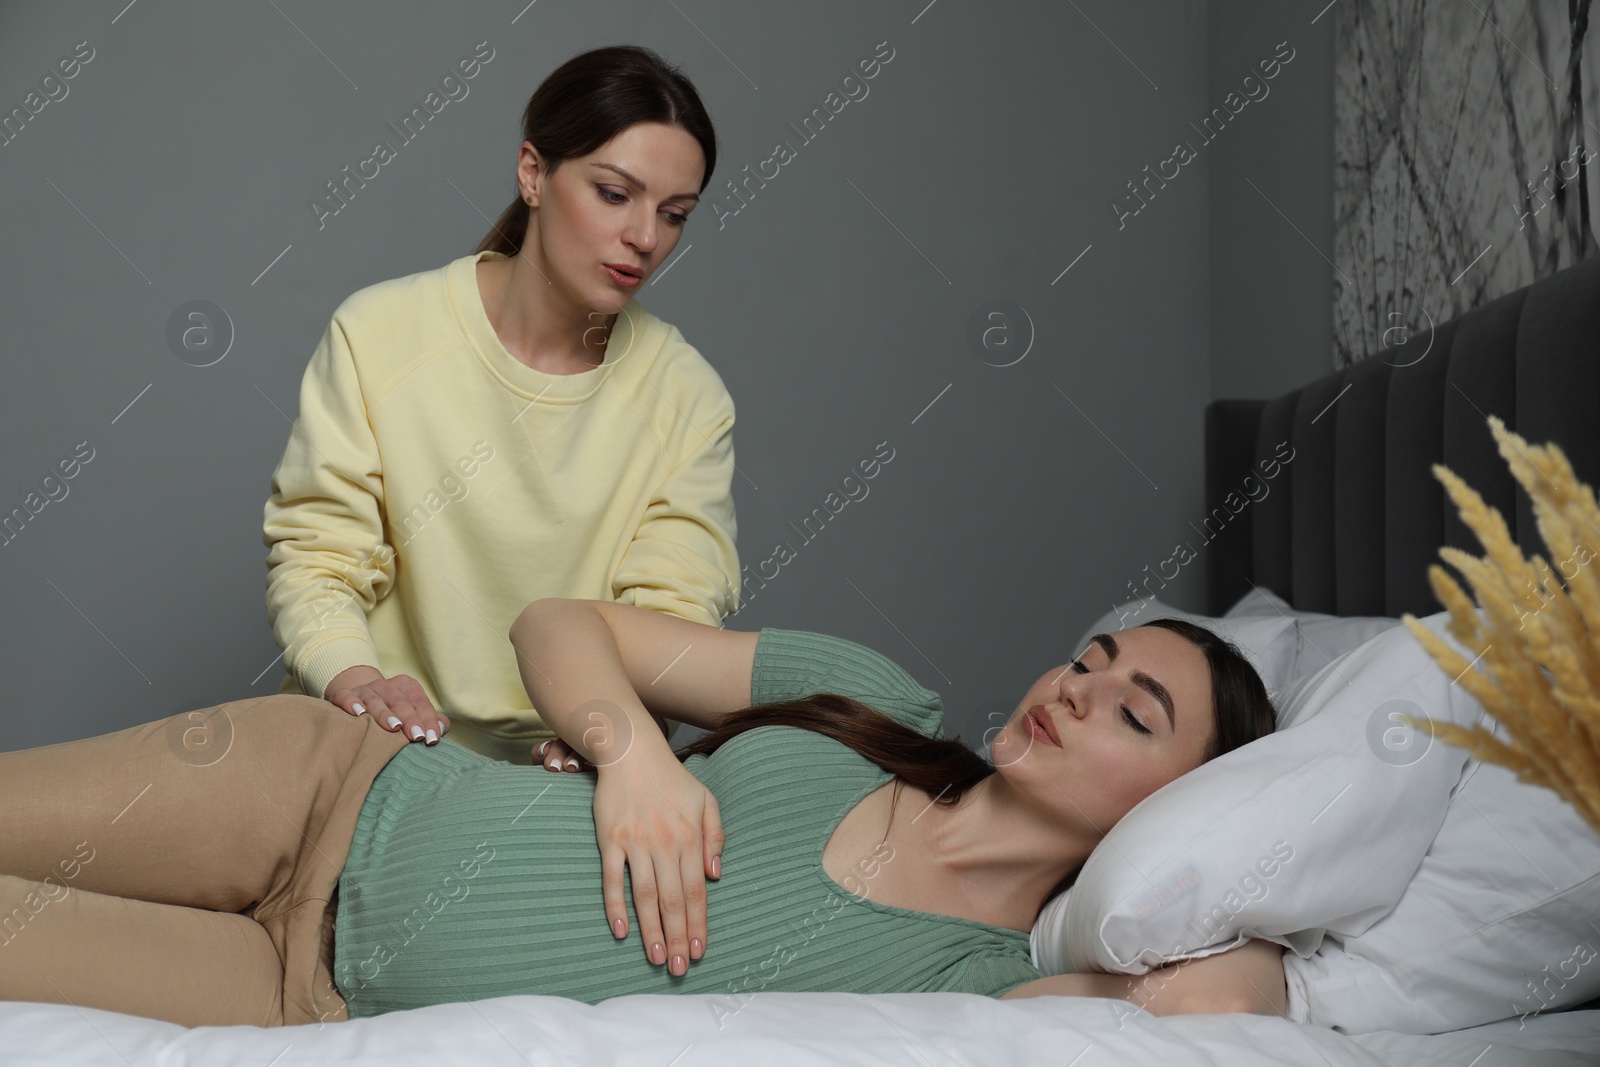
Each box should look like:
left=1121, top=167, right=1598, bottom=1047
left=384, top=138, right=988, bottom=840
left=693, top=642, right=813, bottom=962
left=480, top=252, right=616, bottom=374
left=894, top=775, right=1096, bottom=931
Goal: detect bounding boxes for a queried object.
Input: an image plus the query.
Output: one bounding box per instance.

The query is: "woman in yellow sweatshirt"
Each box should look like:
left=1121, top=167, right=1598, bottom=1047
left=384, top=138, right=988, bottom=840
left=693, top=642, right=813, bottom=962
left=262, top=45, right=738, bottom=765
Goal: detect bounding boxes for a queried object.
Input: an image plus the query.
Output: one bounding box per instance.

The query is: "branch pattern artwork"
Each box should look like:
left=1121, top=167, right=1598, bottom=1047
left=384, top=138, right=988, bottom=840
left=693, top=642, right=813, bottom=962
left=1333, top=0, right=1599, bottom=368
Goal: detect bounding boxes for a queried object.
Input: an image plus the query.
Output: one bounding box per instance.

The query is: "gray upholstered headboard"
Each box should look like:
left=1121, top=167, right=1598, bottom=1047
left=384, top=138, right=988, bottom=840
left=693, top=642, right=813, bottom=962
left=1205, top=255, right=1600, bottom=617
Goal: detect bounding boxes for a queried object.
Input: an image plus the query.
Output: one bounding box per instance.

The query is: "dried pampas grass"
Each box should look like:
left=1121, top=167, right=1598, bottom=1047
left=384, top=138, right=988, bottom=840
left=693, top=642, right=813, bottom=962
left=1400, top=414, right=1600, bottom=838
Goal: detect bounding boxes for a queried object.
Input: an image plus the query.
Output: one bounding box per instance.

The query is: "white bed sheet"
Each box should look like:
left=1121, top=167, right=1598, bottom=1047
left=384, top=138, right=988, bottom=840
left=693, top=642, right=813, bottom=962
left=2, top=994, right=1594, bottom=1066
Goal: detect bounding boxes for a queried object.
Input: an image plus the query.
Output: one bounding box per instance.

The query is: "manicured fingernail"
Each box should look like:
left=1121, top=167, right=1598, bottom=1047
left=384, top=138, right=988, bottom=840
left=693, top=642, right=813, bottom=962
left=425, top=728, right=438, bottom=744
left=565, top=758, right=579, bottom=771
left=672, top=954, right=684, bottom=973
left=352, top=702, right=365, bottom=716
left=653, top=942, right=665, bottom=965
left=612, top=918, right=625, bottom=938
left=409, top=724, right=425, bottom=740
left=711, top=855, right=721, bottom=878
left=691, top=937, right=702, bottom=958
left=539, top=741, right=551, bottom=757
left=386, top=716, right=401, bottom=729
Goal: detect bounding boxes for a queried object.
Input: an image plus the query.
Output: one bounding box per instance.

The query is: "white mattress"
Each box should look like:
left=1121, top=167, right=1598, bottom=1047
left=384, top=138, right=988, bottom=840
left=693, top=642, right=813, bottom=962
left=2, top=993, right=1595, bottom=1066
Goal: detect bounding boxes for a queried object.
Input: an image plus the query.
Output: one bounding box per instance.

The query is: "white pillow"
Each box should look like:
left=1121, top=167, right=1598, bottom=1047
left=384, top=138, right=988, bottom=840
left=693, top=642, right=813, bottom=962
left=1223, top=587, right=1401, bottom=686
left=1281, top=715, right=1600, bottom=1034
left=1030, top=612, right=1480, bottom=977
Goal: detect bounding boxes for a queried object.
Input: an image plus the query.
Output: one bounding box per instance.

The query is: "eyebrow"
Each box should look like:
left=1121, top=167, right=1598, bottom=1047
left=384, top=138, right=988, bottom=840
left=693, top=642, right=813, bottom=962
left=1090, top=632, right=1177, bottom=732
left=592, top=162, right=700, bottom=202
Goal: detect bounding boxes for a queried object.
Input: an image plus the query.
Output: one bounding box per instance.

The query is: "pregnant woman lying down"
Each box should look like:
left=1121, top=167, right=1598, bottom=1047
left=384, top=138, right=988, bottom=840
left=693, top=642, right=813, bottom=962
left=0, top=599, right=1285, bottom=1028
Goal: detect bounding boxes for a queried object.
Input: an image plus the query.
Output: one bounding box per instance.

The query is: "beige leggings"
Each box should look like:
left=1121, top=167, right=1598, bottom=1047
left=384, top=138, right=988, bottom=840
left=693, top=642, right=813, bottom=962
left=0, top=694, right=408, bottom=1027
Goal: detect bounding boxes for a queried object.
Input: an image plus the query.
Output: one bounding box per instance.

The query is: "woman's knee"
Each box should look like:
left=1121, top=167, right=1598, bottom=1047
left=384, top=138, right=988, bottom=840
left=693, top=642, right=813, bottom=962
left=0, top=874, right=286, bottom=1027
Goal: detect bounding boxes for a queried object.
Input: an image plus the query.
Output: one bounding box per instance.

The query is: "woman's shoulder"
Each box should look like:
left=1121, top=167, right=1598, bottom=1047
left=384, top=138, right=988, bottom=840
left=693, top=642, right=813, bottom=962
left=947, top=945, right=1048, bottom=999
left=613, top=303, right=731, bottom=399
left=751, top=627, right=946, bottom=738
left=605, top=304, right=735, bottom=453
left=334, top=256, right=459, bottom=318
left=320, top=256, right=460, bottom=352
left=315, top=254, right=481, bottom=386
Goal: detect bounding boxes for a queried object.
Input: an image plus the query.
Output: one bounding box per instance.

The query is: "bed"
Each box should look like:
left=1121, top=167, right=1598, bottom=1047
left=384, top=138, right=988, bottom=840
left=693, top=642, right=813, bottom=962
left=2, top=988, right=1597, bottom=1066
left=5, top=259, right=1600, bottom=1064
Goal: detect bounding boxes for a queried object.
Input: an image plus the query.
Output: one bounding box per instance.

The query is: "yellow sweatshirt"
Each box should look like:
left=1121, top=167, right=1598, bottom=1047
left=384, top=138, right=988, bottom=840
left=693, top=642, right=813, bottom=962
left=263, top=250, right=740, bottom=762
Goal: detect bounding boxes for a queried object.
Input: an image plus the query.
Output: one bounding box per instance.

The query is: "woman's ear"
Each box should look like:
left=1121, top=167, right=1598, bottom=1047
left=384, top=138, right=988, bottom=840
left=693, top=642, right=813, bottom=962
left=520, top=140, right=546, bottom=207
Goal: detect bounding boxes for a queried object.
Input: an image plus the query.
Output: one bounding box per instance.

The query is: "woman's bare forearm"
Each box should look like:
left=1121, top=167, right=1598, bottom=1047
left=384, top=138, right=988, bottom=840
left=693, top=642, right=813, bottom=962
left=1112, top=940, right=1288, bottom=1016
left=508, top=600, right=676, bottom=772
left=1007, top=941, right=1287, bottom=1017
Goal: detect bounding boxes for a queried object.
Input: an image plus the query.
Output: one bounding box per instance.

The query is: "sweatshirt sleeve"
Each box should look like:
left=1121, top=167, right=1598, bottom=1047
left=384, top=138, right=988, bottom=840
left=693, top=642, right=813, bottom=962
left=262, top=312, right=394, bottom=700
left=610, top=405, right=741, bottom=628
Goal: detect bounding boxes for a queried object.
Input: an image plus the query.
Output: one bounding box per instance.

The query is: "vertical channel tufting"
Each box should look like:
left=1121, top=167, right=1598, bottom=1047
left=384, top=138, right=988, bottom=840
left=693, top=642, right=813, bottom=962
left=1291, top=373, right=1347, bottom=612
left=1384, top=318, right=1455, bottom=617
left=1442, top=288, right=1524, bottom=562
left=1514, top=256, right=1600, bottom=555
left=1205, top=400, right=1268, bottom=614
left=1253, top=391, right=1300, bottom=605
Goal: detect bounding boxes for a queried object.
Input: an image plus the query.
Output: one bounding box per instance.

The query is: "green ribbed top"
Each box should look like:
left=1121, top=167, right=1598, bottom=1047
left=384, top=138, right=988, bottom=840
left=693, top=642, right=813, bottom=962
left=332, top=627, right=1044, bottom=1015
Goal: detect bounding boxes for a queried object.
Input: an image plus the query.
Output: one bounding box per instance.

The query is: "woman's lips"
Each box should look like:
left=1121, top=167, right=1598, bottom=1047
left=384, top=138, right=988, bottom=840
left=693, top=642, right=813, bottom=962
left=1024, top=705, right=1061, bottom=747
left=603, top=264, right=642, bottom=288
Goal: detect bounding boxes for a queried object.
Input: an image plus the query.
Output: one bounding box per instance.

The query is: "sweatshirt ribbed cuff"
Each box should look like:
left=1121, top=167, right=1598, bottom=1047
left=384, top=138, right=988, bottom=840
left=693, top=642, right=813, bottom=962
left=295, top=635, right=383, bottom=700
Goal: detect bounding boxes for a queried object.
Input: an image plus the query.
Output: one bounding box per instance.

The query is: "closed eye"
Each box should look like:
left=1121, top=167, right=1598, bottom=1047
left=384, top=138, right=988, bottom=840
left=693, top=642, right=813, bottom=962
left=1069, top=658, right=1152, bottom=735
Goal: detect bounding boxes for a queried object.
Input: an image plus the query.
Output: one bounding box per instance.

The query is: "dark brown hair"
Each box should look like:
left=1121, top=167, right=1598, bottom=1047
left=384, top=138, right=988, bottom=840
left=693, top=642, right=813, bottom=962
left=474, top=45, right=718, bottom=257
left=672, top=618, right=1276, bottom=905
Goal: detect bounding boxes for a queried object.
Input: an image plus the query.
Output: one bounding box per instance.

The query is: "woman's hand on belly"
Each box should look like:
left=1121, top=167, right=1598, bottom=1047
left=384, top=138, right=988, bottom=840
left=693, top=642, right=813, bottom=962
left=327, top=665, right=450, bottom=745
left=593, top=746, right=725, bottom=979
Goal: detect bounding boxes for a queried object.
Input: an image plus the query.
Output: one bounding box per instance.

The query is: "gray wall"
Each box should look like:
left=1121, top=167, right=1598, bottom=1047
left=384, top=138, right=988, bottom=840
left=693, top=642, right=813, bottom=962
left=0, top=1, right=1333, bottom=753
left=1209, top=0, right=1336, bottom=400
